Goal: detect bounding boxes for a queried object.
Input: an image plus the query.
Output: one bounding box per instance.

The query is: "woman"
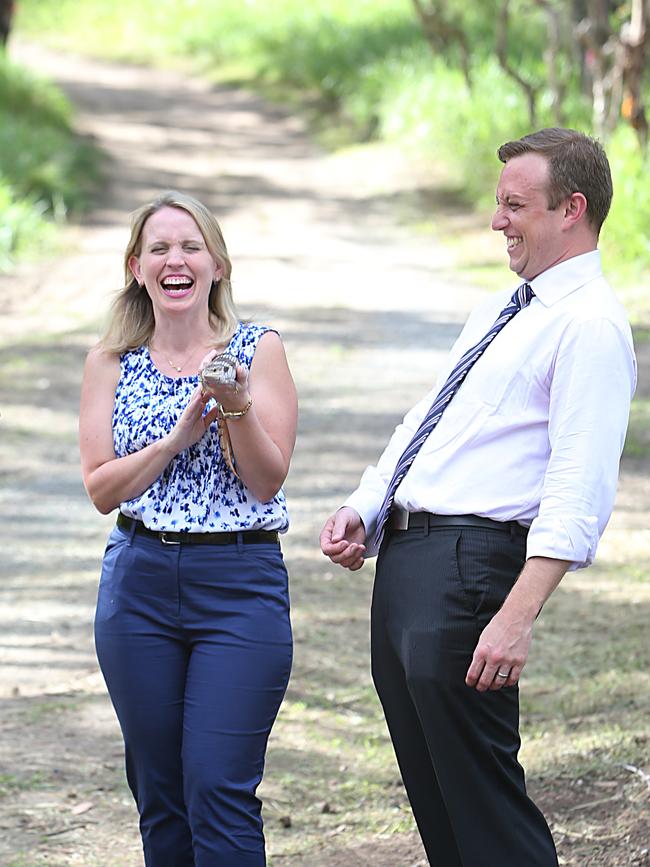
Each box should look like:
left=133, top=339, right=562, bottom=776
left=79, top=191, right=297, bottom=867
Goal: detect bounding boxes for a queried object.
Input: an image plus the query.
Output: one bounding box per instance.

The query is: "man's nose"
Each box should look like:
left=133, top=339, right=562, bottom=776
left=491, top=209, right=507, bottom=232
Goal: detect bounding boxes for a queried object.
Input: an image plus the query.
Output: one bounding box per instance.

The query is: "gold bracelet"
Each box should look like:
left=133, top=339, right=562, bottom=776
left=218, top=397, right=253, bottom=419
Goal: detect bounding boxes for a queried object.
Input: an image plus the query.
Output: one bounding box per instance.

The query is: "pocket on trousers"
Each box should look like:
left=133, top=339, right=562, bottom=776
left=95, top=528, right=129, bottom=622
left=454, top=529, right=524, bottom=624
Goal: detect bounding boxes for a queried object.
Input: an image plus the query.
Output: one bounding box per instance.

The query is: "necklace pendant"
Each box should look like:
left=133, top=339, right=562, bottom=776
left=169, top=359, right=183, bottom=373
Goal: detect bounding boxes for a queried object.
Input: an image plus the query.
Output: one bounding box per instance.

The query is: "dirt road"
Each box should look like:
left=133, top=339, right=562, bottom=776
left=0, top=42, right=647, bottom=867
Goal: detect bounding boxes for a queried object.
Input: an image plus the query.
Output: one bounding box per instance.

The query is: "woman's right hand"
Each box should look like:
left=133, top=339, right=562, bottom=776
left=164, top=386, right=220, bottom=454
left=80, top=348, right=219, bottom=515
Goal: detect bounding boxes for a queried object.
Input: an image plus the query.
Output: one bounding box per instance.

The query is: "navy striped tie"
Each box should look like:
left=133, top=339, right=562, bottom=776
left=372, top=282, right=534, bottom=550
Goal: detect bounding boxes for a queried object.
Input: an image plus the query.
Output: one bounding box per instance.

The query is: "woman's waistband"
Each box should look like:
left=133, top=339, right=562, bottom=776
left=116, top=513, right=279, bottom=546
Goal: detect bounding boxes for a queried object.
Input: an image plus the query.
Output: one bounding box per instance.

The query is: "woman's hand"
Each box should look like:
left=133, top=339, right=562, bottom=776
left=164, top=386, right=221, bottom=454
left=80, top=348, right=220, bottom=515
left=198, top=349, right=252, bottom=413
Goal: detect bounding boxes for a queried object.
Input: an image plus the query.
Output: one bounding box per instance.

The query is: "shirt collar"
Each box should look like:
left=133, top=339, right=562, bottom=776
left=527, top=250, right=603, bottom=307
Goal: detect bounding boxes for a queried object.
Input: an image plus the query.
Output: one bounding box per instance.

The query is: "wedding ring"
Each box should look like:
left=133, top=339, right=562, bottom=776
left=496, top=672, right=509, bottom=678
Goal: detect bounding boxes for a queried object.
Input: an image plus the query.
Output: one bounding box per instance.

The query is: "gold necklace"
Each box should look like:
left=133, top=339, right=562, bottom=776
left=167, top=355, right=189, bottom=373
left=151, top=344, right=197, bottom=374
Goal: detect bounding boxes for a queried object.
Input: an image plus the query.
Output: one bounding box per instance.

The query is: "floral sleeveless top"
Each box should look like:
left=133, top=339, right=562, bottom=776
left=112, top=322, right=289, bottom=533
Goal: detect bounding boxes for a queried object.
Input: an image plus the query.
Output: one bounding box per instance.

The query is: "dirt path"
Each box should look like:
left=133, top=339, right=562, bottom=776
left=0, top=42, right=647, bottom=867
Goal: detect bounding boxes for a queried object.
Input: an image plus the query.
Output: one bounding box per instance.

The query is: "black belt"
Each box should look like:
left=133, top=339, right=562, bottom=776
left=388, top=511, right=528, bottom=538
left=117, top=513, right=279, bottom=546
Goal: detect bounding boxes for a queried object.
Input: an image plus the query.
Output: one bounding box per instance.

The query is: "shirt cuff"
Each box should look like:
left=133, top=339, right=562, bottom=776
left=526, top=514, right=600, bottom=570
left=343, top=489, right=381, bottom=559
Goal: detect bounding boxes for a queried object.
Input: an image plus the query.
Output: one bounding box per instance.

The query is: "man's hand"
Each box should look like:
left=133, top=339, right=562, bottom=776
left=465, top=608, right=534, bottom=692
left=465, top=555, right=570, bottom=692
left=320, top=507, right=367, bottom=571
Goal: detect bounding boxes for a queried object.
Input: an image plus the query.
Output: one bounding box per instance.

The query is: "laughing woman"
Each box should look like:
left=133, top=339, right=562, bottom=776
left=79, top=191, right=297, bottom=867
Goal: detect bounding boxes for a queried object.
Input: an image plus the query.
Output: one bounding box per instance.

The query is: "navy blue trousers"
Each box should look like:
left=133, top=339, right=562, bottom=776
left=94, top=523, right=292, bottom=867
left=372, top=524, right=558, bottom=867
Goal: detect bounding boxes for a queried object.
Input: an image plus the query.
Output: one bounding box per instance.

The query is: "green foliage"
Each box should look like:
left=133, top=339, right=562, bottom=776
left=0, top=180, right=53, bottom=270
left=601, top=127, right=650, bottom=276
left=14, top=0, right=650, bottom=278
left=0, top=56, right=100, bottom=269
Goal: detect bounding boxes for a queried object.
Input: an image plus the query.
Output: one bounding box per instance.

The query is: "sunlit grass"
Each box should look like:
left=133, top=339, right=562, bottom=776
left=0, top=56, right=101, bottom=269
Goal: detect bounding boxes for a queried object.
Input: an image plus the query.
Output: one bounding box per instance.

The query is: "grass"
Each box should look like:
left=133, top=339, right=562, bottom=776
left=624, top=398, right=650, bottom=459
left=14, top=0, right=650, bottom=289
left=0, top=55, right=102, bottom=269
left=257, top=537, right=649, bottom=863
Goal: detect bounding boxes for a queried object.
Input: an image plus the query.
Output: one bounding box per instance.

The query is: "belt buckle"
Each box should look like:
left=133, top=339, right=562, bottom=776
left=391, top=510, right=409, bottom=531
left=160, top=532, right=181, bottom=546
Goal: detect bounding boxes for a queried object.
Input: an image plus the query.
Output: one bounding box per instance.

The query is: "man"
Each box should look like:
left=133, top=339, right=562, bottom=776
left=320, top=128, right=636, bottom=866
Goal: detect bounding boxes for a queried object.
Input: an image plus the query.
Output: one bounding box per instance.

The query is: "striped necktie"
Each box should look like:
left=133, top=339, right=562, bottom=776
left=372, top=282, right=534, bottom=550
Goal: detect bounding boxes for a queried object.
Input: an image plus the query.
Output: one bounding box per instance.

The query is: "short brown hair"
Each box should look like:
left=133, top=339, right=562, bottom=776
left=497, top=128, right=612, bottom=234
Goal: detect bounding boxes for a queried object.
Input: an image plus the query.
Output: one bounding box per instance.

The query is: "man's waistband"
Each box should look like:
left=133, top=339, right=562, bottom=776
left=117, top=513, right=279, bottom=546
left=388, top=511, right=528, bottom=538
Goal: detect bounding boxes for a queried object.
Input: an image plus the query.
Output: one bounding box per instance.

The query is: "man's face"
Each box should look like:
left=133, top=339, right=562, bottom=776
left=492, top=153, right=570, bottom=281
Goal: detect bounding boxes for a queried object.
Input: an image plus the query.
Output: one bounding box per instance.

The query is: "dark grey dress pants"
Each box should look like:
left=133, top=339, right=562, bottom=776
left=371, top=522, right=559, bottom=867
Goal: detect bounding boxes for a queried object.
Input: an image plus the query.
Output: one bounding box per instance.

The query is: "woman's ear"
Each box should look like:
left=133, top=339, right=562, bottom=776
left=128, top=255, right=143, bottom=285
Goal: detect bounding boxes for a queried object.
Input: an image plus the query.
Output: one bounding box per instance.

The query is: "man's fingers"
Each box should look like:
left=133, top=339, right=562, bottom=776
left=465, top=654, right=483, bottom=688
left=466, top=649, right=502, bottom=692
left=330, top=543, right=365, bottom=566
left=331, top=510, right=353, bottom=542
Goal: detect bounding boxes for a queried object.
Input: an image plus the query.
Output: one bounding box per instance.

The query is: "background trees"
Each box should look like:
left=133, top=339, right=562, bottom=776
left=413, top=0, right=649, bottom=148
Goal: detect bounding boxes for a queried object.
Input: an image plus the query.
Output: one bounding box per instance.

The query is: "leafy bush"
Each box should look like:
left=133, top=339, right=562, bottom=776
left=0, top=56, right=100, bottom=268
left=14, top=0, right=650, bottom=279
left=602, top=127, right=650, bottom=273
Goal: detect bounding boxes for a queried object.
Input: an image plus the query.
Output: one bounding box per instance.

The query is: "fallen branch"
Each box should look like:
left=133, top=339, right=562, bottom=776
left=620, top=763, right=650, bottom=790
left=565, top=792, right=622, bottom=812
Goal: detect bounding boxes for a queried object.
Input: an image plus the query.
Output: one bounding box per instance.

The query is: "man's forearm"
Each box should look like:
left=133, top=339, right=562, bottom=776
left=503, top=555, right=571, bottom=622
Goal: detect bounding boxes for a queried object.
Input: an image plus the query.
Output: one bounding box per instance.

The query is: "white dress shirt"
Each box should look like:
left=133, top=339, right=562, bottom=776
left=345, top=251, right=637, bottom=568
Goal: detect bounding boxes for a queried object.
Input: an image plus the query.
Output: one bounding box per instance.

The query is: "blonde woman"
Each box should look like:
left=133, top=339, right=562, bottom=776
left=80, top=191, right=297, bottom=867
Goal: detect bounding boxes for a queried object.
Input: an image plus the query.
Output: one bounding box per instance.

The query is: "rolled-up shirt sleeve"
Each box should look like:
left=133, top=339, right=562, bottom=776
left=526, top=316, right=636, bottom=569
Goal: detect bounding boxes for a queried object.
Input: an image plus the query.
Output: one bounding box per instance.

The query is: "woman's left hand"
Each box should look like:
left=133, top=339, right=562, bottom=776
left=198, top=349, right=251, bottom=412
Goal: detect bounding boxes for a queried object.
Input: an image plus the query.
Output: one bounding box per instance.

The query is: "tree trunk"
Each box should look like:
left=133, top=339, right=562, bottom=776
left=535, top=0, right=568, bottom=125
left=411, top=0, right=473, bottom=89
left=619, top=0, right=649, bottom=149
left=496, top=0, right=540, bottom=127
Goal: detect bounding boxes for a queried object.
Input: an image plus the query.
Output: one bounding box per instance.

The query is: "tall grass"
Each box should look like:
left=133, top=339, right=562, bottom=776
left=0, top=56, right=100, bottom=268
left=15, top=0, right=650, bottom=280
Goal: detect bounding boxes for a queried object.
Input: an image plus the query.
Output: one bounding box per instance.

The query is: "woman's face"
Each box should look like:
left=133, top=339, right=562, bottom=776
left=128, top=206, right=223, bottom=318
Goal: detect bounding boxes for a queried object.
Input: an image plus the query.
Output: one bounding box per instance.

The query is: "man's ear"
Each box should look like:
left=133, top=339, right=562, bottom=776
left=564, top=192, right=588, bottom=225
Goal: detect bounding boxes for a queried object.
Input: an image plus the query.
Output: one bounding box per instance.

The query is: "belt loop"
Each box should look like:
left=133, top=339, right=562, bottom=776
left=126, top=515, right=137, bottom=547
left=423, top=514, right=430, bottom=537
left=510, top=522, right=516, bottom=542
left=236, top=531, right=244, bottom=553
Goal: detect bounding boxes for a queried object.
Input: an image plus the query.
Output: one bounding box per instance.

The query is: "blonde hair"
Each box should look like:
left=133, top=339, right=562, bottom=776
left=100, top=191, right=239, bottom=354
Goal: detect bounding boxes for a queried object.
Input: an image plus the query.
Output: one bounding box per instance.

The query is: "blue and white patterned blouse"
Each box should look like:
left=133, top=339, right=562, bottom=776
left=113, top=321, right=289, bottom=533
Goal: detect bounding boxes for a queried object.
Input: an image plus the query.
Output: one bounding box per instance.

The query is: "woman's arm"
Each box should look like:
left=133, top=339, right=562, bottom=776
left=79, top=347, right=219, bottom=514
left=215, top=332, right=297, bottom=502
